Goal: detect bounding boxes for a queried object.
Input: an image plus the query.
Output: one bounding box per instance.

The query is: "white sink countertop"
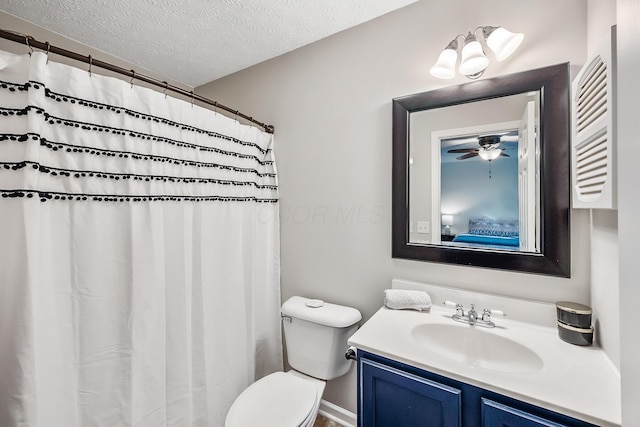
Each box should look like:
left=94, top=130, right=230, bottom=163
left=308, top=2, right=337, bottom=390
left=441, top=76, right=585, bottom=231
left=348, top=304, right=621, bottom=426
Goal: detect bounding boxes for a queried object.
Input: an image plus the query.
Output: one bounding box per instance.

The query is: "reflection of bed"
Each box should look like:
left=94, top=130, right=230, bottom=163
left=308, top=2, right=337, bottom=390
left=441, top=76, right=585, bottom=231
left=452, top=217, right=519, bottom=249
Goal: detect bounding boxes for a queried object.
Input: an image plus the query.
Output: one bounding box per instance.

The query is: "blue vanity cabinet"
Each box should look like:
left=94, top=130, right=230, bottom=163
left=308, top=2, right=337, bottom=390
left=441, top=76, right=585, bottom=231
left=357, top=351, right=597, bottom=427
left=481, top=399, right=567, bottom=427
left=359, top=356, right=461, bottom=427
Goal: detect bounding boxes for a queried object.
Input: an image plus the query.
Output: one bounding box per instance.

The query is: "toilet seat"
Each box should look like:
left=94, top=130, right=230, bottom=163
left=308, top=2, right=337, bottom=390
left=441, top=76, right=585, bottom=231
left=225, top=371, right=319, bottom=427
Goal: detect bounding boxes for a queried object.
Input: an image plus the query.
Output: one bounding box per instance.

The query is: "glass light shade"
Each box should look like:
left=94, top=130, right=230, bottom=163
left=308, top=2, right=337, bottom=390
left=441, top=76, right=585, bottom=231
left=478, top=148, right=502, bottom=161
left=458, top=36, right=489, bottom=77
left=430, top=48, right=458, bottom=79
left=441, top=214, right=454, bottom=226
left=485, top=27, right=524, bottom=61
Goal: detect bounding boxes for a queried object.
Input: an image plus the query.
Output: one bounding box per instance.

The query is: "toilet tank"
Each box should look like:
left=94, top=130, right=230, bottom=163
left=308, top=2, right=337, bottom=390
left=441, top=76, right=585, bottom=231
left=281, top=296, right=362, bottom=381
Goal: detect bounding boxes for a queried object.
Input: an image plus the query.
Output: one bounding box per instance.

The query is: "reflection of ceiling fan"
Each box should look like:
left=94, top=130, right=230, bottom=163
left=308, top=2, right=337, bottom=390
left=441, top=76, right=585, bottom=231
left=447, top=135, right=514, bottom=161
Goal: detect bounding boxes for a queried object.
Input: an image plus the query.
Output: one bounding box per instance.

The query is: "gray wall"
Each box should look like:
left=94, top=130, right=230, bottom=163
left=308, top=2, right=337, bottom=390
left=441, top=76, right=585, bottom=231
left=614, top=0, right=640, bottom=424
left=197, top=0, right=590, bottom=412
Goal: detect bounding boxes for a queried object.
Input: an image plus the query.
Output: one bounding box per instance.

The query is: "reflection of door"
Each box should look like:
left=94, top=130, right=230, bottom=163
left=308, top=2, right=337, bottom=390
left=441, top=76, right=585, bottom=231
left=518, top=101, right=536, bottom=251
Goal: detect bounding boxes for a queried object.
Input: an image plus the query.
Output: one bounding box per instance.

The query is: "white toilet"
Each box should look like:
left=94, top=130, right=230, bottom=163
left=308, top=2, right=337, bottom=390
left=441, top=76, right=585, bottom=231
left=225, top=296, right=362, bottom=427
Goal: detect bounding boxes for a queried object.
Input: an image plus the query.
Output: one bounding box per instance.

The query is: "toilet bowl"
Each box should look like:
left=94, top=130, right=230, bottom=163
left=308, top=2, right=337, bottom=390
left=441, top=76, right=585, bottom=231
left=225, top=296, right=361, bottom=427
left=225, top=370, right=325, bottom=427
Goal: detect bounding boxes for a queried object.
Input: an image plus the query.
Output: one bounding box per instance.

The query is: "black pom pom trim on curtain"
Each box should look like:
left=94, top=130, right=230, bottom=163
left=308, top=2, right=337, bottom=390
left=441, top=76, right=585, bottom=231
left=0, top=76, right=278, bottom=204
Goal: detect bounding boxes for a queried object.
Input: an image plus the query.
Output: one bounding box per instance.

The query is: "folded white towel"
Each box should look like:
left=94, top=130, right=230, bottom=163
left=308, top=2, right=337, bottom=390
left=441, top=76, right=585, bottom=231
left=384, top=289, right=432, bottom=312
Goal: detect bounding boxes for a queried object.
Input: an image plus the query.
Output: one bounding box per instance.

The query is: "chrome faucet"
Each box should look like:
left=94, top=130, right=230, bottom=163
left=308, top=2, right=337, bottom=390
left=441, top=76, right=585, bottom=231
left=444, top=301, right=506, bottom=328
left=467, top=304, right=478, bottom=325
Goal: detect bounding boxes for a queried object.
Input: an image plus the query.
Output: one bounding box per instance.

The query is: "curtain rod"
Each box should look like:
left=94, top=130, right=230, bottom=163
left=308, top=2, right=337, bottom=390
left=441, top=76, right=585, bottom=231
left=0, top=29, right=274, bottom=134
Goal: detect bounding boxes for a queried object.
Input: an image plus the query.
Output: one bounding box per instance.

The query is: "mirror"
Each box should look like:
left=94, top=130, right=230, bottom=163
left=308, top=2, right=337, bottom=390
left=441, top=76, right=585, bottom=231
left=392, top=63, right=570, bottom=277
left=410, top=91, right=541, bottom=253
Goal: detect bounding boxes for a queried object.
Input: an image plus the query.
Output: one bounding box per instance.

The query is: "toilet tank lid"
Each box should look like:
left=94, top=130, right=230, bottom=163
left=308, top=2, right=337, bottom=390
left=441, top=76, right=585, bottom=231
left=281, top=296, right=362, bottom=328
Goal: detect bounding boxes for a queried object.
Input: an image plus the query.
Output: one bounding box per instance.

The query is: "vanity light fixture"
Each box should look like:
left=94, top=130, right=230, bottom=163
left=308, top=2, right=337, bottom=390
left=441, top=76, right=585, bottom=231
left=430, top=26, right=524, bottom=80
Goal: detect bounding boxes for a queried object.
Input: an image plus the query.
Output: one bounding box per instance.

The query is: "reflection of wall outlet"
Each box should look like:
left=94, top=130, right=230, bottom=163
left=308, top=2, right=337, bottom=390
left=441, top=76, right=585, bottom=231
left=417, top=221, right=430, bottom=234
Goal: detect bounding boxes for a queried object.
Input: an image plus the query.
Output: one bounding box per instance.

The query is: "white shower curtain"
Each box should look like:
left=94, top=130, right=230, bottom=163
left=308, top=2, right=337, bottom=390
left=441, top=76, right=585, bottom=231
left=0, top=50, right=282, bottom=427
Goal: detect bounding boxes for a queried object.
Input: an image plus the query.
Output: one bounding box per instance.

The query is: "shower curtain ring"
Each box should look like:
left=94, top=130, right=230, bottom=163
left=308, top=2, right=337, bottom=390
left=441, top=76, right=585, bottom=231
left=163, top=81, right=168, bottom=99
left=44, top=42, right=50, bottom=64
left=25, top=36, right=34, bottom=56
left=88, top=55, right=93, bottom=76
left=190, top=91, right=195, bottom=108
left=130, top=70, right=136, bottom=88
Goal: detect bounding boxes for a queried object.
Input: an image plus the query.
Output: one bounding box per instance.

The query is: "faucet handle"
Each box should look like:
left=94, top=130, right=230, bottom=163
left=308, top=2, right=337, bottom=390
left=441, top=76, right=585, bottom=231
left=482, top=308, right=506, bottom=321
left=443, top=300, right=464, bottom=316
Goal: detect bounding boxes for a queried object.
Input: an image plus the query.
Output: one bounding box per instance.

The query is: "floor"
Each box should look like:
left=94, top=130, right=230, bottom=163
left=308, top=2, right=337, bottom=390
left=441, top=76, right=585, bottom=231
left=313, top=414, right=345, bottom=427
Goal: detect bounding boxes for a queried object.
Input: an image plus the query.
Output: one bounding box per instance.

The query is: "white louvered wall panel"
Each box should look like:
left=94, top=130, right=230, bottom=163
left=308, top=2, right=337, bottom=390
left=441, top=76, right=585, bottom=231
left=571, top=25, right=617, bottom=209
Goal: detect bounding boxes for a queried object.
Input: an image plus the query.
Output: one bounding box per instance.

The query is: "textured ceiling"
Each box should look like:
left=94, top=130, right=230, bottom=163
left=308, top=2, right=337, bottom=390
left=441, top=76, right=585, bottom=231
left=0, top=0, right=417, bottom=87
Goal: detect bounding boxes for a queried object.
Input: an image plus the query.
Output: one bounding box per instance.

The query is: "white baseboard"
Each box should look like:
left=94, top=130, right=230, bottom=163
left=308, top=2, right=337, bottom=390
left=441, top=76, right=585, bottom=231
left=318, top=400, right=357, bottom=427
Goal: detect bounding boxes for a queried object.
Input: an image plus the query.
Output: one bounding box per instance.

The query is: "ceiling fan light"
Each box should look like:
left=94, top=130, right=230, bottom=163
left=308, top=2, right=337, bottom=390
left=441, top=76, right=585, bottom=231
left=484, top=26, right=524, bottom=61
left=430, top=40, right=458, bottom=79
left=478, top=149, right=501, bottom=161
left=458, top=33, right=489, bottom=77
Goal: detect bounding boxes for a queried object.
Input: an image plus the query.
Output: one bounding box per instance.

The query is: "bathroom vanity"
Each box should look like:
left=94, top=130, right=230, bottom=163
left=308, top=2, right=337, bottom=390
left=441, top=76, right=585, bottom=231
left=348, top=282, right=621, bottom=427
left=358, top=351, right=596, bottom=427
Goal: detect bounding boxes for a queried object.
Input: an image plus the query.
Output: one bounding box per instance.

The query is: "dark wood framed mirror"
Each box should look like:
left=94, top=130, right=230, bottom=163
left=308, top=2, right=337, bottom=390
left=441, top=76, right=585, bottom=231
left=392, top=63, right=570, bottom=277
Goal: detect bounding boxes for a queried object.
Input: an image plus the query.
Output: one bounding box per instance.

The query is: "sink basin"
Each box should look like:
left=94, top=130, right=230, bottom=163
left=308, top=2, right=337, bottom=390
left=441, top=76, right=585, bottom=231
left=411, top=323, right=544, bottom=373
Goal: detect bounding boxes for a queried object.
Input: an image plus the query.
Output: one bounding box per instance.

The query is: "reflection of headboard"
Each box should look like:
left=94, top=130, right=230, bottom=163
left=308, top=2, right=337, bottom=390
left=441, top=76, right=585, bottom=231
left=452, top=217, right=520, bottom=248
left=468, top=217, right=519, bottom=237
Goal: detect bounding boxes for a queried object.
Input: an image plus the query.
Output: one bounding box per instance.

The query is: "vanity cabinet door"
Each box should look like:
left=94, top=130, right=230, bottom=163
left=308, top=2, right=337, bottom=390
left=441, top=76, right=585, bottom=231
left=359, top=357, right=461, bottom=427
left=481, top=398, right=569, bottom=427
